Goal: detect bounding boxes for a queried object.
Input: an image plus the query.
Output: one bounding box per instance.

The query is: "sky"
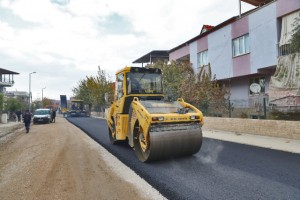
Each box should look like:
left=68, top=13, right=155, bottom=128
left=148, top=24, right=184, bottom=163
left=0, top=0, right=255, bottom=100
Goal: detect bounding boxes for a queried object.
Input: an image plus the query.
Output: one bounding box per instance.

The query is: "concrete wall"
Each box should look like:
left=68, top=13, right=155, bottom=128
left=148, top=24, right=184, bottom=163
left=249, top=2, right=278, bottom=73
left=230, top=78, right=250, bottom=100
left=277, top=0, right=300, bottom=17
left=169, top=45, right=189, bottom=61
left=204, top=117, right=300, bottom=140
left=197, top=35, right=208, bottom=53
left=232, top=54, right=251, bottom=76
left=231, top=15, right=250, bottom=77
left=208, top=25, right=233, bottom=79
left=189, top=41, right=198, bottom=71
left=231, top=15, right=249, bottom=38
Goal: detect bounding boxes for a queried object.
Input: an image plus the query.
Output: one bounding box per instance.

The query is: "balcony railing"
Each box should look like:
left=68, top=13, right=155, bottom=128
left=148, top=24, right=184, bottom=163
left=277, top=44, right=292, bottom=57
left=0, top=80, right=14, bottom=86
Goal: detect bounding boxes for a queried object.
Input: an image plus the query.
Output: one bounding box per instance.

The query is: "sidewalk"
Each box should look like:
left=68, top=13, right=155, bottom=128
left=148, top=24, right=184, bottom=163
left=0, top=121, right=23, bottom=138
left=203, top=128, right=300, bottom=154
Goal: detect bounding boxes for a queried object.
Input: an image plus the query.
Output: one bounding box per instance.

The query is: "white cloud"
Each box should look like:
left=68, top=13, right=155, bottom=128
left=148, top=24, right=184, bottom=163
left=0, top=0, right=255, bottom=100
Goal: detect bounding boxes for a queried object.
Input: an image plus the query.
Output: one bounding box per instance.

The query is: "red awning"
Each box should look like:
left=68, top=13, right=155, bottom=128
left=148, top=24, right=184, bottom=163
left=241, top=0, right=274, bottom=7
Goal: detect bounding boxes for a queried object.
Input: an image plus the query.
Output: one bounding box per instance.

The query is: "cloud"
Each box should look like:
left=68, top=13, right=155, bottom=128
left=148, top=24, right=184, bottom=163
left=0, top=0, right=255, bottom=99
left=50, top=0, right=70, bottom=6
left=99, top=12, right=143, bottom=36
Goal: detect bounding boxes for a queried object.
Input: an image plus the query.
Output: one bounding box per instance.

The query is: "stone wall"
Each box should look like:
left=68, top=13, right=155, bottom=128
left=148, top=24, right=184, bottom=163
left=203, top=117, right=300, bottom=140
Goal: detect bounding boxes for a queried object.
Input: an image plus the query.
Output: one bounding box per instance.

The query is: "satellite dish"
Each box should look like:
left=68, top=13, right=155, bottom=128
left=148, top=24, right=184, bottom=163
left=250, top=83, right=261, bottom=94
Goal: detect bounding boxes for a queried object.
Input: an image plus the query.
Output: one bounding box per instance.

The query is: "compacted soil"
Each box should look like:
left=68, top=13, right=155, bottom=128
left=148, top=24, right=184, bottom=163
left=0, top=116, right=164, bottom=200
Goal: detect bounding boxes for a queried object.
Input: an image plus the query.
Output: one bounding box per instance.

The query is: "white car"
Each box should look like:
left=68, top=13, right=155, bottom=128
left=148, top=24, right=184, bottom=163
left=33, top=109, right=52, bottom=124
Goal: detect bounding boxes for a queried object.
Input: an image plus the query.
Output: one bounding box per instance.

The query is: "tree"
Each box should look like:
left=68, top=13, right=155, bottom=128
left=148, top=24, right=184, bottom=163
left=177, top=63, right=228, bottom=114
left=6, top=98, right=23, bottom=114
left=16, top=96, right=28, bottom=111
left=150, top=60, right=194, bottom=101
left=150, top=60, right=228, bottom=115
left=31, top=100, right=42, bottom=111
left=73, top=78, right=93, bottom=111
left=42, top=97, right=53, bottom=108
left=290, top=14, right=300, bottom=53
left=0, top=93, right=4, bottom=113
left=72, top=66, right=113, bottom=112
left=91, top=67, right=114, bottom=110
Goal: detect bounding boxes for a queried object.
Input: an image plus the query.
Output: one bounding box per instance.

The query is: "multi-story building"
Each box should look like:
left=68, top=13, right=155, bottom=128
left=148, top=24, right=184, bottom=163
left=0, top=68, right=19, bottom=93
left=169, top=0, right=300, bottom=115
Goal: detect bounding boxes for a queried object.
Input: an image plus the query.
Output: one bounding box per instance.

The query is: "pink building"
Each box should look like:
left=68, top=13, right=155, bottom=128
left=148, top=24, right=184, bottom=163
left=168, top=0, right=300, bottom=116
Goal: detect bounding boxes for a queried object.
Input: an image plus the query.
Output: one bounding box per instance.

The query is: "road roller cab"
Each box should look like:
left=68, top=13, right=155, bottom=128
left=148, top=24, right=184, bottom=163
left=107, top=66, right=204, bottom=162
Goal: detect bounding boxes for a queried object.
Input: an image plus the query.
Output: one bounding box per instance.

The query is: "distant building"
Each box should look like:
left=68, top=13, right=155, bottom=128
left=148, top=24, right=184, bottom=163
left=5, top=91, right=29, bottom=104
left=0, top=68, right=19, bottom=93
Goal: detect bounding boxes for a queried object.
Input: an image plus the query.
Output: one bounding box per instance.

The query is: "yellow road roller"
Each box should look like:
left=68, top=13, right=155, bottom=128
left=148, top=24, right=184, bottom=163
left=107, top=66, right=204, bottom=162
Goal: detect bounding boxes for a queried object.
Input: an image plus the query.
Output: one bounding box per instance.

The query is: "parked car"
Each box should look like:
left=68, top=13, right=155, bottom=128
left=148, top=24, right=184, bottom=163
left=33, top=109, right=52, bottom=124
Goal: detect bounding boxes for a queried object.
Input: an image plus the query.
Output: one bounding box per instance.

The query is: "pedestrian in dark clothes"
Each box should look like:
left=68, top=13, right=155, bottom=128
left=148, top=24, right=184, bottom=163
left=16, top=110, right=22, bottom=122
left=23, top=110, right=32, bottom=133
left=51, top=109, right=56, bottom=123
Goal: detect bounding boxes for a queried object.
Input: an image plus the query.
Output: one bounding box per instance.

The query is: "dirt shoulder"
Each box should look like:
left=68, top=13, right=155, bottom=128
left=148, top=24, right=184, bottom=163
left=0, top=116, right=164, bottom=200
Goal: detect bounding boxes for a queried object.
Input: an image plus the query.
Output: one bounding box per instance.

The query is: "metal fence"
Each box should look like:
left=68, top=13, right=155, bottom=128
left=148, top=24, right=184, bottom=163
left=200, top=97, right=300, bottom=120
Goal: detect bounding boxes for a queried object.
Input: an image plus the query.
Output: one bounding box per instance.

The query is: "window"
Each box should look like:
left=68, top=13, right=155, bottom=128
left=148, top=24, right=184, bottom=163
left=232, top=34, right=250, bottom=57
left=115, top=74, right=124, bottom=100
left=198, top=50, right=208, bottom=67
left=249, top=77, right=265, bottom=95
left=126, top=72, right=163, bottom=94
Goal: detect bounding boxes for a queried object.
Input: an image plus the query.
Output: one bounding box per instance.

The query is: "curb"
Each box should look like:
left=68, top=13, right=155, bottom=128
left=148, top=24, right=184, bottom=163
left=0, top=123, right=24, bottom=138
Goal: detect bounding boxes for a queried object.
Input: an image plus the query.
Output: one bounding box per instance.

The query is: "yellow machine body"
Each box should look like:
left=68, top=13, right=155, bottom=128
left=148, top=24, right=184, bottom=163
left=107, top=66, right=204, bottom=162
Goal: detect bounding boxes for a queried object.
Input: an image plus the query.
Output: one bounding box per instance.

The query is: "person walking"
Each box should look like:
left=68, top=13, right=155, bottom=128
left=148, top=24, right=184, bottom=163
left=23, top=110, right=32, bottom=133
left=16, top=110, right=22, bottom=122
left=51, top=109, right=56, bottom=123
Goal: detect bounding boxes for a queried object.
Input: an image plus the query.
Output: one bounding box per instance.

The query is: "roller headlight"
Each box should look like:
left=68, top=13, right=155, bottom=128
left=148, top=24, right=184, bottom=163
left=190, top=116, right=200, bottom=120
left=152, top=117, right=164, bottom=121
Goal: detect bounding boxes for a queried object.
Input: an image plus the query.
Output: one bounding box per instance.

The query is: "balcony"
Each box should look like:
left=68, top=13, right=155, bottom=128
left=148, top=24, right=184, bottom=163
left=277, top=44, right=292, bottom=57
left=0, top=68, right=19, bottom=92
left=0, top=79, right=14, bottom=87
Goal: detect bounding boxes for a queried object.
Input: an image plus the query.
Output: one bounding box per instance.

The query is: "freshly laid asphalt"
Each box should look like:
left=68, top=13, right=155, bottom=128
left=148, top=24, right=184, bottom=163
left=67, top=117, right=300, bottom=200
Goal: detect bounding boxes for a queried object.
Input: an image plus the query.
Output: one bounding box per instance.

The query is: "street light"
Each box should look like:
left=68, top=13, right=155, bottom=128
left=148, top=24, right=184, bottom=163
left=29, top=72, right=36, bottom=112
left=42, top=87, right=46, bottom=108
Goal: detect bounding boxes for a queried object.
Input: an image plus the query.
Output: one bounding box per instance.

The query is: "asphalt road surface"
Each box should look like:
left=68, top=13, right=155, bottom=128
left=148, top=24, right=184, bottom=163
left=68, top=117, right=300, bottom=200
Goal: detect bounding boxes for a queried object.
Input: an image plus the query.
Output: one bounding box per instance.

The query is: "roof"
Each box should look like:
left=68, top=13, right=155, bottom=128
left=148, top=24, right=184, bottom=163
left=0, top=68, right=19, bottom=75
left=241, top=0, right=274, bottom=7
left=116, top=66, right=162, bottom=75
left=169, top=3, right=262, bottom=53
left=5, top=91, right=29, bottom=96
left=132, top=50, right=169, bottom=64
left=169, top=16, right=237, bottom=53
left=200, top=25, right=214, bottom=34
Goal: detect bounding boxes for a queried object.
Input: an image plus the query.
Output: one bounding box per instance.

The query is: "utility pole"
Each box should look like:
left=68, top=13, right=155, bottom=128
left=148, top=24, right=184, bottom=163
left=42, top=87, right=46, bottom=108
left=29, top=72, right=36, bottom=112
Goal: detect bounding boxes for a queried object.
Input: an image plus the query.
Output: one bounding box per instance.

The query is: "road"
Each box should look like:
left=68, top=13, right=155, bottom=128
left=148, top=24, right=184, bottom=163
left=68, top=117, right=300, bottom=200
left=0, top=116, right=164, bottom=200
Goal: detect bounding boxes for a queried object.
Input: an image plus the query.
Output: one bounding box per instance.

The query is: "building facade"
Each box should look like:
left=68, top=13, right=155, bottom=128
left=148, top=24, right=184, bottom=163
left=5, top=91, right=29, bottom=103
left=0, top=68, right=19, bottom=93
left=169, top=0, right=300, bottom=115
